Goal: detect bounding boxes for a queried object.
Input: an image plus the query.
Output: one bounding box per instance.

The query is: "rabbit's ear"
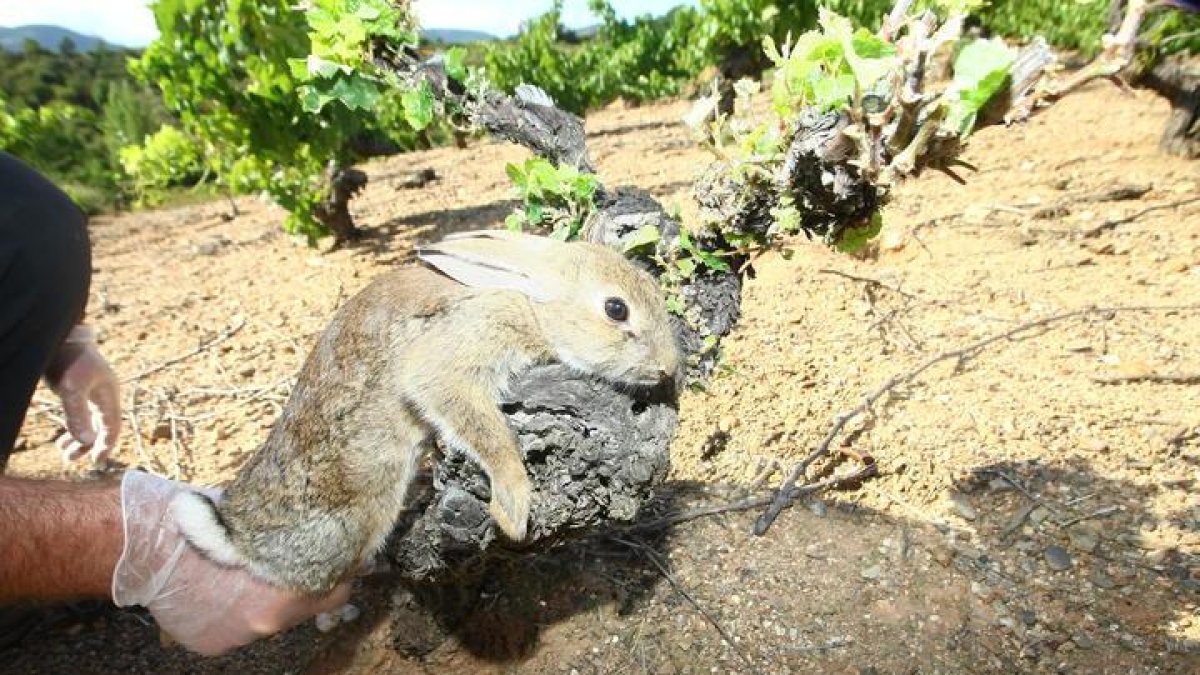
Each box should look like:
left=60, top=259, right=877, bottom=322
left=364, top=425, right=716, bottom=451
left=418, top=232, right=563, bottom=301
left=439, top=230, right=557, bottom=248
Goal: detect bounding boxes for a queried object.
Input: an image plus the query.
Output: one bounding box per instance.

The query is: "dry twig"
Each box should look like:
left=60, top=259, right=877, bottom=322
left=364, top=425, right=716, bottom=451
left=124, top=383, right=163, bottom=475
left=624, top=461, right=877, bottom=538
left=1080, top=196, right=1200, bottom=238
left=122, top=318, right=246, bottom=383
left=982, top=468, right=1059, bottom=514
left=754, top=303, right=1200, bottom=536
left=610, top=538, right=757, bottom=672
left=1093, top=373, right=1200, bottom=385
left=1058, top=505, right=1122, bottom=529
left=818, top=268, right=918, bottom=300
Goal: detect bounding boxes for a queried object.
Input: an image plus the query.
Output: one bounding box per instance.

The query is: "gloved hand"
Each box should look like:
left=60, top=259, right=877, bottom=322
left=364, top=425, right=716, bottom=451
left=43, top=325, right=121, bottom=463
left=111, top=470, right=352, bottom=656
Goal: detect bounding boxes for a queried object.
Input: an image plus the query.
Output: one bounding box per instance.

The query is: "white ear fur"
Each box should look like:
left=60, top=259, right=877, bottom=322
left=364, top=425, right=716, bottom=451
left=417, top=232, right=566, bottom=302
left=440, top=229, right=553, bottom=247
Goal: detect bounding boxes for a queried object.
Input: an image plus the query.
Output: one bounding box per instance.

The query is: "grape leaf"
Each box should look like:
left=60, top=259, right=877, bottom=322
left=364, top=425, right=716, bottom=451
left=444, top=47, right=469, bottom=82
left=401, top=80, right=435, bottom=130
left=622, top=224, right=661, bottom=253
left=945, top=38, right=1015, bottom=135
left=835, top=211, right=884, bottom=253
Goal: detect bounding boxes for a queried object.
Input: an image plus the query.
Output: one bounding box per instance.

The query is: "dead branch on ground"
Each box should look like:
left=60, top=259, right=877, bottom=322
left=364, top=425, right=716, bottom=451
left=1080, top=196, right=1200, bottom=237
left=754, top=303, right=1200, bottom=535
left=1093, top=373, right=1200, bottom=385
left=121, top=318, right=246, bottom=383
left=818, top=268, right=918, bottom=300
left=610, top=537, right=758, bottom=672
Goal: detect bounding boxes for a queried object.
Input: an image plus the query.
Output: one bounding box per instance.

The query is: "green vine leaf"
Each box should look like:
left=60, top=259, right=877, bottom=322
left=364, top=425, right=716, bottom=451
left=401, top=80, right=436, bottom=130
left=623, top=224, right=662, bottom=253
left=835, top=211, right=883, bottom=253
left=946, top=38, right=1016, bottom=136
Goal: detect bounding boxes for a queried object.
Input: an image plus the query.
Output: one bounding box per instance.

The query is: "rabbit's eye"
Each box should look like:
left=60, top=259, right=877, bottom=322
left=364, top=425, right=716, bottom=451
left=604, top=297, right=629, bottom=322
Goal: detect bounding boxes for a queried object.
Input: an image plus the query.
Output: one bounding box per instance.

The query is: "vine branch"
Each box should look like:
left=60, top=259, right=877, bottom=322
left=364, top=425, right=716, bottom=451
left=753, top=303, right=1200, bottom=535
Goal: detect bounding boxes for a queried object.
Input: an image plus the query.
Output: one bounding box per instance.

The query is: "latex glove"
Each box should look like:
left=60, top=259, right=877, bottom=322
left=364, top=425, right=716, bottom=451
left=111, top=470, right=352, bottom=656
left=44, top=325, right=121, bottom=463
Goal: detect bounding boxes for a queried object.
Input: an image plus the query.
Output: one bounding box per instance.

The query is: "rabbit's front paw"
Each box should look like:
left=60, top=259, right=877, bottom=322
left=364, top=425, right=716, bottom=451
left=488, top=471, right=532, bottom=541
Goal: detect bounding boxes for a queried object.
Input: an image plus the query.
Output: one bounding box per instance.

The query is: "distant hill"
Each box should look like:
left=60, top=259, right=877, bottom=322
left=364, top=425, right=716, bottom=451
left=571, top=24, right=602, bottom=40
left=2, top=24, right=497, bottom=51
left=0, top=25, right=112, bottom=52
left=423, top=28, right=497, bottom=44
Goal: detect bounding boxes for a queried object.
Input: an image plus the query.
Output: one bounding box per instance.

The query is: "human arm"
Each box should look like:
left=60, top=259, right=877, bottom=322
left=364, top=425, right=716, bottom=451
left=0, top=476, right=122, bottom=600
left=0, top=472, right=350, bottom=656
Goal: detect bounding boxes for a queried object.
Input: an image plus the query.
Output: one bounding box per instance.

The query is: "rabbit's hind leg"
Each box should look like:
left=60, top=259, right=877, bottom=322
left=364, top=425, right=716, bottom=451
left=347, top=405, right=431, bottom=559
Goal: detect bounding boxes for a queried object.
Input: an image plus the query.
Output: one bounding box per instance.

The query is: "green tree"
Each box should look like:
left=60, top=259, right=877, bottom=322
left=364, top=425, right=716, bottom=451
left=58, top=36, right=78, bottom=57
left=21, top=38, right=43, bottom=58
left=131, top=0, right=376, bottom=244
left=0, top=97, right=117, bottom=212
left=100, top=80, right=169, bottom=168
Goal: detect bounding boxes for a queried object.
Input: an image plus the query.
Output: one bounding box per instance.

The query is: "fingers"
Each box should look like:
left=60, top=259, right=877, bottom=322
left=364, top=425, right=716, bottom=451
left=243, top=581, right=354, bottom=638
left=58, top=389, right=98, bottom=448
left=55, top=433, right=88, bottom=462
left=169, top=579, right=355, bottom=656
left=55, top=357, right=122, bottom=464
left=88, top=375, right=122, bottom=462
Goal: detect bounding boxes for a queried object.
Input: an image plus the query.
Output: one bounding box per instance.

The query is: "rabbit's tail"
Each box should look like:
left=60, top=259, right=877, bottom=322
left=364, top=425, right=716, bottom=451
left=169, top=491, right=246, bottom=567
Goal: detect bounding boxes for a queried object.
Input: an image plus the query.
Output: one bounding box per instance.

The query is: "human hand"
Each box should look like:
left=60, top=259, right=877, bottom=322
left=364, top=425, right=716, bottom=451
left=111, top=470, right=352, bottom=656
left=43, top=325, right=121, bottom=463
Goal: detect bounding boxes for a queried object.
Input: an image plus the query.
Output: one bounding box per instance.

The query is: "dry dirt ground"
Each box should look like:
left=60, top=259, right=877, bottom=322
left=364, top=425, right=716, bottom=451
left=2, top=81, right=1198, bottom=674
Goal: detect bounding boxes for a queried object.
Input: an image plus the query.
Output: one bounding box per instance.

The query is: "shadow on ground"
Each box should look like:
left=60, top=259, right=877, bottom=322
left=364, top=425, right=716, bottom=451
left=5, top=450, right=1196, bottom=674
left=353, top=199, right=519, bottom=256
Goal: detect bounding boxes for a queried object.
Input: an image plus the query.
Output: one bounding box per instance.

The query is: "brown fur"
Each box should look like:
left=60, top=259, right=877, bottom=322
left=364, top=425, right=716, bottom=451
left=170, top=232, right=681, bottom=594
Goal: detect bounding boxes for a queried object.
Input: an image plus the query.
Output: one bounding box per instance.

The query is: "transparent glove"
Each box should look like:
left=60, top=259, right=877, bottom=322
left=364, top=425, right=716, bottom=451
left=44, top=325, right=121, bottom=463
left=111, top=470, right=351, bottom=656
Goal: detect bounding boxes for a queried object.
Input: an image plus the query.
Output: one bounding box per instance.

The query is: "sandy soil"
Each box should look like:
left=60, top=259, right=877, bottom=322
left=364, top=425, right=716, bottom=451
left=3, top=81, right=1198, bottom=674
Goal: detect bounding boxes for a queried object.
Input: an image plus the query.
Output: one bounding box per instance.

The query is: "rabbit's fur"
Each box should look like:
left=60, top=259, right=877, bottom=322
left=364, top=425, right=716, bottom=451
left=170, top=231, right=682, bottom=594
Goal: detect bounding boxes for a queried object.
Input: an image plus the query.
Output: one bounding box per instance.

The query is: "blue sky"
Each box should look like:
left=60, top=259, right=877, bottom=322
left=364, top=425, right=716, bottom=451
left=0, top=0, right=697, bottom=48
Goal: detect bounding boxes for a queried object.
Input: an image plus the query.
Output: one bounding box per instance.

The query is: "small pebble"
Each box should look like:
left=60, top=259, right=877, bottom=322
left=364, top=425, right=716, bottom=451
left=1068, top=528, right=1099, bottom=553
left=949, top=493, right=977, bottom=521
left=1020, top=609, right=1038, bottom=627
left=338, top=603, right=361, bottom=622
left=931, top=546, right=953, bottom=567
left=988, top=478, right=1014, bottom=492
left=1045, top=545, right=1073, bottom=571
left=861, top=564, right=883, bottom=580
left=314, top=612, right=339, bottom=633
left=808, top=500, right=828, bottom=517
left=1072, top=633, right=1094, bottom=649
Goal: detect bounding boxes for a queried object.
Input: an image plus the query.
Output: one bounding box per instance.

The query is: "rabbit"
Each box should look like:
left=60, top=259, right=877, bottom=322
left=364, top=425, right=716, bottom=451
left=169, top=230, right=682, bottom=594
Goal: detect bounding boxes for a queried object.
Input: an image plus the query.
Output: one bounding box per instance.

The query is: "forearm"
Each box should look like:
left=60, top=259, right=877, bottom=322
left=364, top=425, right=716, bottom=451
left=0, top=477, right=122, bottom=601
